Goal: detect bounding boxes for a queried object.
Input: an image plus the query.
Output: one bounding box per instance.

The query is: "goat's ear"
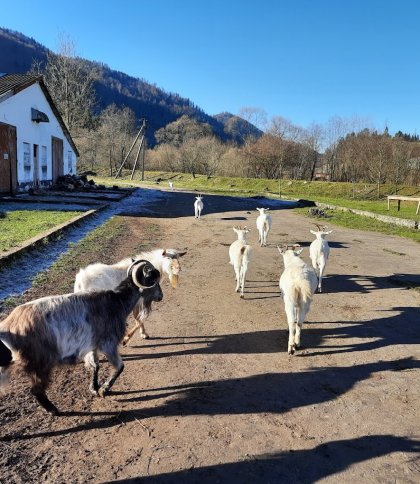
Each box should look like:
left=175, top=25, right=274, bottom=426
left=295, top=248, right=303, bottom=255
left=325, top=230, right=333, bottom=235
left=265, top=208, right=270, bottom=211
left=256, top=207, right=261, bottom=211
left=310, top=230, right=316, bottom=235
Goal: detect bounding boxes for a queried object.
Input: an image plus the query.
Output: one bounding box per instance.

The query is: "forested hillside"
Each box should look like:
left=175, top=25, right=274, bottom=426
left=0, top=27, right=259, bottom=144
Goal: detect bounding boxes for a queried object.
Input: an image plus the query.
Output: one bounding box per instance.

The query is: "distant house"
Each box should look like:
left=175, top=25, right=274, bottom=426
left=0, top=73, right=78, bottom=194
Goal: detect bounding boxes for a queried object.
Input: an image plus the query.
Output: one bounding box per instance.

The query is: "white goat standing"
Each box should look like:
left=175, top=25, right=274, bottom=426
left=194, top=195, right=204, bottom=219
left=256, top=207, right=272, bottom=246
left=74, top=248, right=186, bottom=344
left=309, top=224, right=333, bottom=293
left=278, top=245, right=318, bottom=355
left=229, top=226, right=252, bottom=298
left=169, top=181, right=174, bottom=190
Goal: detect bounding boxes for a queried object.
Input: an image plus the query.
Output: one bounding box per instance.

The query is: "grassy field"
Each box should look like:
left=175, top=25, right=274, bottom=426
left=94, top=170, right=420, bottom=219
left=0, top=210, right=82, bottom=252
left=93, top=171, right=420, bottom=242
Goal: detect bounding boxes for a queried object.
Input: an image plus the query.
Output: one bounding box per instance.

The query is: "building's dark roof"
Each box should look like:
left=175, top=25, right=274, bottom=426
left=0, top=73, right=79, bottom=156
left=0, top=73, right=41, bottom=97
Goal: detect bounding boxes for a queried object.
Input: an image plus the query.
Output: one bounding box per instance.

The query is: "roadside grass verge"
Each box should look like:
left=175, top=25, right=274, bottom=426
left=93, top=171, right=420, bottom=221
left=0, top=210, right=82, bottom=252
left=294, top=207, right=420, bottom=242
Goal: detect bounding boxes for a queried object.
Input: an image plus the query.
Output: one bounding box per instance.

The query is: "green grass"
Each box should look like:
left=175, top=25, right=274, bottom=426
left=294, top=207, right=420, bottom=242
left=93, top=170, right=420, bottom=242
left=94, top=171, right=419, bottom=220
left=0, top=210, right=82, bottom=252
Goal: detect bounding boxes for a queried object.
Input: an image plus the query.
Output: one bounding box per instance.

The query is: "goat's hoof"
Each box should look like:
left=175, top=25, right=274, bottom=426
left=47, top=406, right=60, bottom=416
left=98, top=387, right=108, bottom=398
left=89, top=387, right=99, bottom=396
left=122, top=337, right=129, bottom=346
left=140, top=333, right=149, bottom=339
left=240, top=294, right=244, bottom=299
left=288, top=347, right=295, bottom=355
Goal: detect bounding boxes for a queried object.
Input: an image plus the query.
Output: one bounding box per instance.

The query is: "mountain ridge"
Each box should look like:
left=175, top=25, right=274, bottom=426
left=0, top=27, right=262, bottom=144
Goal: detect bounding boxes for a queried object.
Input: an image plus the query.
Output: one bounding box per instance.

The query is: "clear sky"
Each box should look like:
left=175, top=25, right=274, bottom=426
left=1, top=0, right=419, bottom=134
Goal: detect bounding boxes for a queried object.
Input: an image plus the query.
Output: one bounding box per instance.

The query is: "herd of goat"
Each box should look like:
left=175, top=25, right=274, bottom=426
left=0, top=194, right=332, bottom=415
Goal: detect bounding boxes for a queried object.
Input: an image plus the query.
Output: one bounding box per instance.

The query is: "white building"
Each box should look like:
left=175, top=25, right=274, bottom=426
left=0, top=73, right=78, bottom=194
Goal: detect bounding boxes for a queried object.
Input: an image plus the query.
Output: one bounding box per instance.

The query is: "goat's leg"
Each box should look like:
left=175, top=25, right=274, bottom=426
left=234, top=265, right=241, bottom=293
left=239, top=265, right=247, bottom=298
left=284, top=301, right=297, bottom=355
left=98, top=347, right=124, bottom=397
left=123, top=308, right=148, bottom=346
left=30, top=370, right=59, bottom=415
left=84, top=351, right=100, bottom=395
left=318, top=262, right=325, bottom=293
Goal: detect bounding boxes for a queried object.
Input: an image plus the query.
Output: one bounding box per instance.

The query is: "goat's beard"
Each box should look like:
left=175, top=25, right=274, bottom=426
left=138, top=299, right=153, bottom=321
left=169, top=274, right=178, bottom=289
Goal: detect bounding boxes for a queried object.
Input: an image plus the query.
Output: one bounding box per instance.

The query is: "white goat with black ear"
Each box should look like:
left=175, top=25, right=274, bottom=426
left=256, top=207, right=272, bottom=246
left=0, top=260, right=161, bottom=415
left=74, top=249, right=186, bottom=344
left=229, top=226, right=252, bottom=298
left=278, top=245, right=318, bottom=355
left=309, top=224, right=333, bottom=293
left=194, top=195, right=204, bottom=219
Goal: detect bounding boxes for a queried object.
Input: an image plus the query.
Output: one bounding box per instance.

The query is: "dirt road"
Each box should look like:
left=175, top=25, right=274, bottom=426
left=1, top=188, right=419, bottom=483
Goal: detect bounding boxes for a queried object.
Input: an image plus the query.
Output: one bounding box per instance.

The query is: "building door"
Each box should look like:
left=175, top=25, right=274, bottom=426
left=33, top=144, right=39, bottom=186
left=0, top=122, right=17, bottom=194
left=52, top=136, right=63, bottom=184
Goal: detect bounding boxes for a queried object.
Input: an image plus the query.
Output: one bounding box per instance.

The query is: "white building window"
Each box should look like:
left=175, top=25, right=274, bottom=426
left=41, top=145, right=48, bottom=179
left=23, top=142, right=31, bottom=172
left=68, top=151, right=73, bottom=174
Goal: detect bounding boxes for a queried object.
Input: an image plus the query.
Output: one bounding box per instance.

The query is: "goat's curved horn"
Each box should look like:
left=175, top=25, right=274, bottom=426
left=312, top=223, right=322, bottom=231
left=128, top=260, right=160, bottom=289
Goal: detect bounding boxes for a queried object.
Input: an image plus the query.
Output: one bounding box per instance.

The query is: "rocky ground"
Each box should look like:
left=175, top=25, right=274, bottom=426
left=0, top=188, right=419, bottom=483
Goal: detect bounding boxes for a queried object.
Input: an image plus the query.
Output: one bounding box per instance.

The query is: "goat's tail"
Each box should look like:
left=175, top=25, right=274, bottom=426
left=240, top=245, right=252, bottom=265
left=0, top=338, right=13, bottom=390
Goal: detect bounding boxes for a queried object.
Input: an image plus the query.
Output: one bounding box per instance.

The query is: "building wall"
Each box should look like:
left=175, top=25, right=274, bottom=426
left=0, top=82, right=77, bottom=189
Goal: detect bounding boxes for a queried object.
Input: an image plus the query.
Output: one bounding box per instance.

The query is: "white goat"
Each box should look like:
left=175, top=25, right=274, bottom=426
left=256, top=207, right=272, bottom=246
left=309, top=224, right=333, bottom=293
left=278, top=245, right=318, bottom=355
left=0, top=260, right=161, bottom=415
left=229, top=226, right=252, bottom=298
left=194, top=195, right=204, bottom=219
left=169, top=181, right=174, bottom=190
left=74, top=248, right=186, bottom=344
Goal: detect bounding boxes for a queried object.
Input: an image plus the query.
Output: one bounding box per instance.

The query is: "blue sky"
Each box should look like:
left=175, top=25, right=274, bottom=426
left=1, top=0, right=420, bottom=134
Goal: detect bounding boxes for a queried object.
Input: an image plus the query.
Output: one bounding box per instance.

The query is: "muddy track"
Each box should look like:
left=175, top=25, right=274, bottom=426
left=0, top=189, right=419, bottom=483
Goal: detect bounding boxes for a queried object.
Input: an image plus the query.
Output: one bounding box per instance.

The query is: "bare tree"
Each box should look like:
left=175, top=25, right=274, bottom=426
left=32, top=37, right=97, bottom=135
left=238, top=107, right=268, bottom=132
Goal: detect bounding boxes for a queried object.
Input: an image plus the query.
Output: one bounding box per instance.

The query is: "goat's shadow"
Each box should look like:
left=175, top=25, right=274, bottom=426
left=2, top=357, right=418, bottom=443
left=111, top=435, right=419, bottom=483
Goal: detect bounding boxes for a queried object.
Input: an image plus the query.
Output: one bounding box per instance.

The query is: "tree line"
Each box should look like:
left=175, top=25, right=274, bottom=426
left=33, top=42, right=420, bottom=192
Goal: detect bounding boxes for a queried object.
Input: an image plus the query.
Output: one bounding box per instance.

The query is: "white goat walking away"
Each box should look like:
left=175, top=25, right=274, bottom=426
left=74, top=248, right=186, bottom=344
left=229, top=226, right=252, bottom=298
left=309, top=224, right=333, bottom=293
left=278, top=245, right=318, bottom=355
left=256, top=207, right=272, bottom=246
left=0, top=260, right=161, bottom=415
left=194, top=195, right=204, bottom=219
